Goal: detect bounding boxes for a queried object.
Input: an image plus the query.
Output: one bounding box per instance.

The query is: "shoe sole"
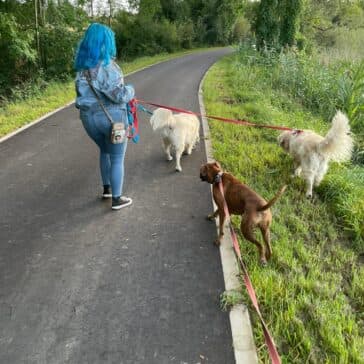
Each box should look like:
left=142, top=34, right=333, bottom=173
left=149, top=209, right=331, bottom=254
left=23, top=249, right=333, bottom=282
left=102, top=194, right=112, bottom=199
left=112, top=199, right=133, bottom=210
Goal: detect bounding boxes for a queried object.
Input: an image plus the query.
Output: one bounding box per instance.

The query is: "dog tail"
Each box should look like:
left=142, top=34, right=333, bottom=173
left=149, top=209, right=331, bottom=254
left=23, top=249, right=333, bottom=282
left=257, top=185, right=287, bottom=212
left=319, top=110, right=353, bottom=162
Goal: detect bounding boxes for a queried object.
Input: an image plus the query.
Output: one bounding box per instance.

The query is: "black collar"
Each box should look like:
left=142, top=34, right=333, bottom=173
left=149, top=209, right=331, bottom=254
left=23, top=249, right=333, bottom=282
left=213, top=172, right=223, bottom=184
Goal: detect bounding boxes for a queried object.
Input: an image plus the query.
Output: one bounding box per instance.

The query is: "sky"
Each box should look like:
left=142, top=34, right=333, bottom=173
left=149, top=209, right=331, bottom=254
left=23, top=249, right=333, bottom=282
left=86, top=0, right=132, bottom=15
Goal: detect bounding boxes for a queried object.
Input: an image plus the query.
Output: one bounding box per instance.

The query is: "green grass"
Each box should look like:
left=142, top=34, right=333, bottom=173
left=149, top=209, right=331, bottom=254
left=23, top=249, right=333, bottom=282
left=203, top=54, right=364, bottom=363
left=0, top=47, right=215, bottom=138
left=318, top=28, right=364, bottom=63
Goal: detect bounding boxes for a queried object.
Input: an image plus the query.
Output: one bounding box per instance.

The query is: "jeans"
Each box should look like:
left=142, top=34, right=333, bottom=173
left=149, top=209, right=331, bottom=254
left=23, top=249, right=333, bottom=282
left=80, top=108, right=128, bottom=198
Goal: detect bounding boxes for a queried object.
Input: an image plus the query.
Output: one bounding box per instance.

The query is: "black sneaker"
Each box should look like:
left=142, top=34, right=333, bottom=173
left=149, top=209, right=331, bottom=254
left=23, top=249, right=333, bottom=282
left=103, top=185, right=112, bottom=199
left=112, top=196, right=133, bottom=210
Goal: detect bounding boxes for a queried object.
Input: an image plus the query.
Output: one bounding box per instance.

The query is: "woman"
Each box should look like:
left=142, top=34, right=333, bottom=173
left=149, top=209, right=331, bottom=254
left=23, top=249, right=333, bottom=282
left=74, top=23, right=135, bottom=210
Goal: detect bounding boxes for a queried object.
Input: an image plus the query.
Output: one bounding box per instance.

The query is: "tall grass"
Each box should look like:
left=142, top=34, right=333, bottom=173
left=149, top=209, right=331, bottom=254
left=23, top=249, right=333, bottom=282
left=238, top=44, right=364, bottom=136
left=319, top=28, right=364, bottom=63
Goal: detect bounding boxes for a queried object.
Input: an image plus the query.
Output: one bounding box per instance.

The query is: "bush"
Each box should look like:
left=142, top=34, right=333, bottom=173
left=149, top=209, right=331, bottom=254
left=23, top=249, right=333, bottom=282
left=232, top=16, right=251, bottom=43
left=114, top=14, right=181, bottom=59
left=40, top=25, right=81, bottom=79
left=177, top=20, right=195, bottom=49
left=0, top=13, right=37, bottom=100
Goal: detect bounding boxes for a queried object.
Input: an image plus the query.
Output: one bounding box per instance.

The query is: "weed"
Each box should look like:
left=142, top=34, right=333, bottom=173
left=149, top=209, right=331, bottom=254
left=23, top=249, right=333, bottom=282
left=220, top=290, right=245, bottom=311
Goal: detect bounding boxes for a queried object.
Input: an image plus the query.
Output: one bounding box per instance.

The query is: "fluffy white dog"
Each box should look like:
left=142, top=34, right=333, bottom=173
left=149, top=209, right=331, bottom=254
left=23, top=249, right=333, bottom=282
left=150, top=108, right=200, bottom=172
left=278, top=111, right=353, bottom=197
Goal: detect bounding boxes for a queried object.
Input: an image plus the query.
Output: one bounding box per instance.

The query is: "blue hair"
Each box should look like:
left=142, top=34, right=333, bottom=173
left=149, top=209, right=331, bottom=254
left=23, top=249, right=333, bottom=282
left=74, top=23, right=116, bottom=71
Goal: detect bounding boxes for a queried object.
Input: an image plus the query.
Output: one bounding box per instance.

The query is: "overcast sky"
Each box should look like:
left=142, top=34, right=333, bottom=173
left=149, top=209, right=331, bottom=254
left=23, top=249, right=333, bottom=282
left=86, top=0, right=132, bottom=15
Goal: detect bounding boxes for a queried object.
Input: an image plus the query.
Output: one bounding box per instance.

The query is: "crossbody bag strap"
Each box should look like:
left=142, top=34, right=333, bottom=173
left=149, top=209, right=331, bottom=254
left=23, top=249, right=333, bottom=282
left=85, top=70, right=115, bottom=125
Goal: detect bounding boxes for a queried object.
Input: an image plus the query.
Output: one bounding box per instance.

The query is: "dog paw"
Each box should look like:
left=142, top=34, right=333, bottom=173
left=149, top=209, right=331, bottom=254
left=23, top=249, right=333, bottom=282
left=260, top=259, right=268, bottom=267
left=206, top=214, right=215, bottom=221
left=166, top=156, right=173, bottom=161
left=175, top=166, right=182, bottom=172
left=306, top=193, right=313, bottom=199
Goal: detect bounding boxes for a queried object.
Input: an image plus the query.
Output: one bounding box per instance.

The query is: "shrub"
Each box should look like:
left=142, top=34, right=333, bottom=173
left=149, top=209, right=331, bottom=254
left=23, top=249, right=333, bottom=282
left=232, top=16, right=251, bottom=43
left=39, top=25, right=81, bottom=79
left=0, top=13, right=37, bottom=100
left=177, top=20, right=195, bottom=49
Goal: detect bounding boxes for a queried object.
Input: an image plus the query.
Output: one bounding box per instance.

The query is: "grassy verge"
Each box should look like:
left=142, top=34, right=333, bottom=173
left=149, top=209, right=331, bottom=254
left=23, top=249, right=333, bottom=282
left=203, top=54, right=364, bottom=363
left=0, top=47, right=215, bottom=138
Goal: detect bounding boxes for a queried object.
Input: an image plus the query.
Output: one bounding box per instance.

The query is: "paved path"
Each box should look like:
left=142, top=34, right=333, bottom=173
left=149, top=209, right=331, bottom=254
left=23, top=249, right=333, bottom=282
left=0, top=48, right=234, bottom=364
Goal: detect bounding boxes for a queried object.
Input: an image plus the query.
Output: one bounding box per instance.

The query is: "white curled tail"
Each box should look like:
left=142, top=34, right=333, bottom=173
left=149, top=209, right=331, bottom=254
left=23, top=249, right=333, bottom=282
left=319, top=111, right=353, bottom=162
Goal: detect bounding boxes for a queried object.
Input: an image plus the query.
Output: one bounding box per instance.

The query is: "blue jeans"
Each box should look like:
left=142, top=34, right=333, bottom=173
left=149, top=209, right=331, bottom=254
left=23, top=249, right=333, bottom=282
left=81, top=108, right=128, bottom=198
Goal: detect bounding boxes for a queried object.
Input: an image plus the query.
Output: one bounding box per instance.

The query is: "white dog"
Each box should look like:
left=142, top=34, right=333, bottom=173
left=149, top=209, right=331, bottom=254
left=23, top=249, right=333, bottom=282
left=278, top=111, right=353, bottom=197
left=150, top=108, right=200, bottom=172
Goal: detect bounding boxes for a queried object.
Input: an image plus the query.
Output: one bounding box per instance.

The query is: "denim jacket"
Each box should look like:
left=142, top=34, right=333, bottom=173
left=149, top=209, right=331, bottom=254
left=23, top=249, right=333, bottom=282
left=75, top=61, right=135, bottom=125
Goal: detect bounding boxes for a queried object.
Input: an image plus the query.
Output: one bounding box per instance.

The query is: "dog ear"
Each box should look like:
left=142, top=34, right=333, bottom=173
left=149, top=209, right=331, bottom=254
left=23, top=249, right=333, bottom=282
left=278, top=133, right=289, bottom=150
left=165, top=110, right=174, bottom=129
left=213, top=161, right=221, bottom=169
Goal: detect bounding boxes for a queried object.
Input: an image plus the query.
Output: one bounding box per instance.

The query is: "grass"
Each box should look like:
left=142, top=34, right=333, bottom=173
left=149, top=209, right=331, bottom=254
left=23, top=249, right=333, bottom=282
left=204, top=53, right=364, bottom=363
left=318, top=28, right=364, bottom=63
left=0, top=47, right=215, bottom=138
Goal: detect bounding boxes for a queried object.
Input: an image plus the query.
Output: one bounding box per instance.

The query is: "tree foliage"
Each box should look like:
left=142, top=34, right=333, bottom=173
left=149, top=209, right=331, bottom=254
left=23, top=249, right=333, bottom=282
left=253, top=0, right=364, bottom=51
left=0, top=12, right=37, bottom=93
left=2, top=0, right=362, bottom=102
left=255, top=0, right=302, bottom=49
left=0, top=0, right=246, bottom=101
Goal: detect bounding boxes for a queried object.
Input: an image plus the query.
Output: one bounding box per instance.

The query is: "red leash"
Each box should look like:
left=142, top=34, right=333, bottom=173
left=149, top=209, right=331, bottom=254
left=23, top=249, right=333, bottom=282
left=140, top=96, right=283, bottom=361
left=137, top=99, right=300, bottom=133
left=218, top=181, right=281, bottom=364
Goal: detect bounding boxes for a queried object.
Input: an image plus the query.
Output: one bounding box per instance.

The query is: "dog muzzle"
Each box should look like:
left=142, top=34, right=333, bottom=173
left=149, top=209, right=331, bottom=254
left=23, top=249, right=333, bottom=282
left=200, top=173, right=207, bottom=181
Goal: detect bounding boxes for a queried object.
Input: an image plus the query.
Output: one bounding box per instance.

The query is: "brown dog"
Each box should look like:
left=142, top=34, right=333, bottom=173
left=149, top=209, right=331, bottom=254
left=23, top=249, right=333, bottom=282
left=200, top=162, right=286, bottom=264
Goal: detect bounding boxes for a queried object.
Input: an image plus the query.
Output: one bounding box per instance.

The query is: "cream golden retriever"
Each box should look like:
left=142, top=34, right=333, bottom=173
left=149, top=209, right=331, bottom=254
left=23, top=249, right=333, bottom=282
left=150, top=108, right=200, bottom=172
left=278, top=111, right=353, bottom=197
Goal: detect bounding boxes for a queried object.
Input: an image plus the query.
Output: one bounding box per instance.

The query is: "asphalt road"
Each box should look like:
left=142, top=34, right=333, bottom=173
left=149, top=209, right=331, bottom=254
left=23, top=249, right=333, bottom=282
left=0, top=48, right=234, bottom=364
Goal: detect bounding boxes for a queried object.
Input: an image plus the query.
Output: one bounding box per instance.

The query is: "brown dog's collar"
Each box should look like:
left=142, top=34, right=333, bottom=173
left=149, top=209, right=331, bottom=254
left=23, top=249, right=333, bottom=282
left=213, top=172, right=223, bottom=184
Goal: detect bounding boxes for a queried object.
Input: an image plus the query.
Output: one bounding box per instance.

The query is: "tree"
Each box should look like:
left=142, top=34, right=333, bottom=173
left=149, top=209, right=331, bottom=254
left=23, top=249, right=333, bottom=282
left=255, top=0, right=302, bottom=49
left=0, top=13, right=37, bottom=93
left=279, top=0, right=302, bottom=47
left=254, top=0, right=280, bottom=49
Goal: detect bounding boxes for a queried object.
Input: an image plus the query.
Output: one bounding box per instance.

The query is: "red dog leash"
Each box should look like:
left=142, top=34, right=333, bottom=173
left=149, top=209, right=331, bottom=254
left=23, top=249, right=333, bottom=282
left=218, top=181, right=282, bottom=364
left=137, top=99, right=300, bottom=133
left=140, top=97, right=283, bottom=361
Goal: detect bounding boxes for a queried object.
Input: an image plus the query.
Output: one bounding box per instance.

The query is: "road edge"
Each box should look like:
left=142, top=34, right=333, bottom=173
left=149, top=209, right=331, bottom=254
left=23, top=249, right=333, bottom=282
left=198, top=67, right=258, bottom=364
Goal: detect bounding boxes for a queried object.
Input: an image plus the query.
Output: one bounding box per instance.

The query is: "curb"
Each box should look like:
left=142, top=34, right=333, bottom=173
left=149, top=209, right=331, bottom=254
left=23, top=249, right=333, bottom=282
left=198, top=69, right=258, bottom=364
left=0, top=101, right=75, bottom=144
